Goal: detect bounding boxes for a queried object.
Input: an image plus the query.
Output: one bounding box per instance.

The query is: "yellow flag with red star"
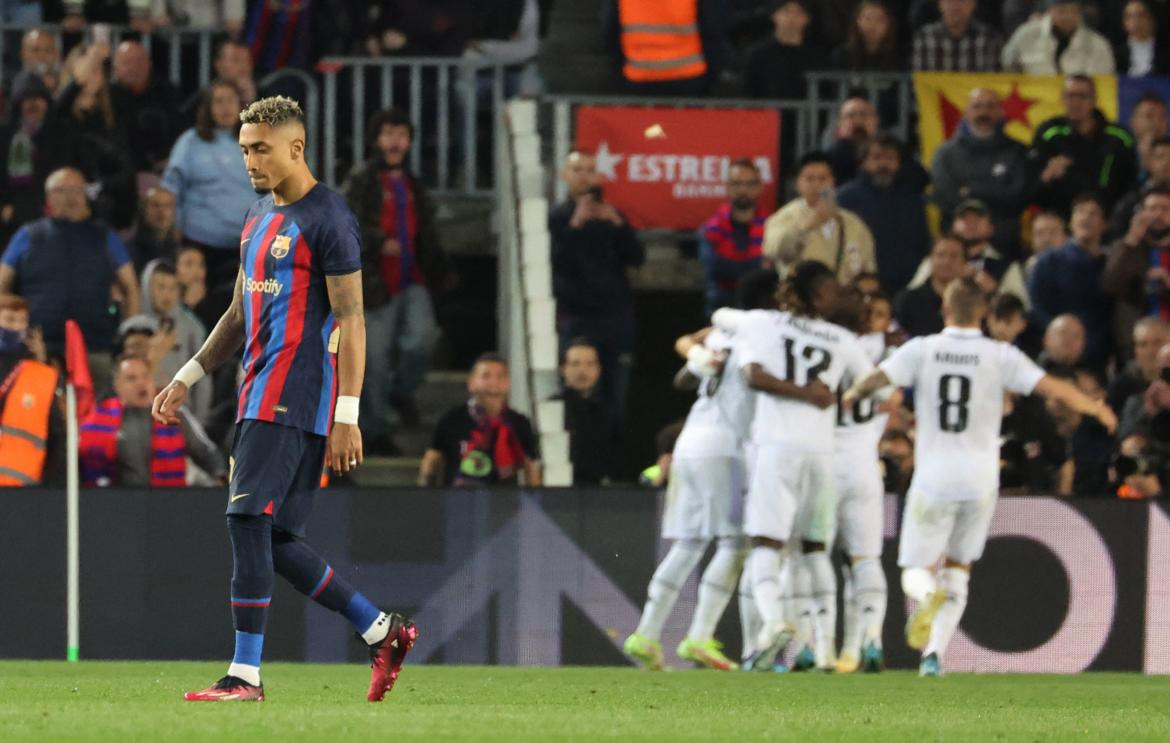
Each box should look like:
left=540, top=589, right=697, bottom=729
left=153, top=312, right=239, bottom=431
left=914, top=72, right=1118, bottom=166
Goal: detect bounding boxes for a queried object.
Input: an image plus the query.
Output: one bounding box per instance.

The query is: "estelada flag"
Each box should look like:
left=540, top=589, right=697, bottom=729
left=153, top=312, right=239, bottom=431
left=914, top=73, right=1119, bottom=166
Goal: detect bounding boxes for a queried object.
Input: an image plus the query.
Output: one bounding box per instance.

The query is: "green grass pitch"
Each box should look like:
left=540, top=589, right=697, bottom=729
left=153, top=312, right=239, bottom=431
left=2, top=661, right=1169, bottom=741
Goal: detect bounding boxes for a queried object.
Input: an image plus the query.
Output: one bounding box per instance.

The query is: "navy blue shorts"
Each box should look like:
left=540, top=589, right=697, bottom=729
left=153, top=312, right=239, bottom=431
left=227, top=419, right=327, bottom=537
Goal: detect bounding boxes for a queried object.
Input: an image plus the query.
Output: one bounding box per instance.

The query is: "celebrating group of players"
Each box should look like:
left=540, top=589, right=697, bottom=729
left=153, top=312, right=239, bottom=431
left=624, top=261, right=1117, bottom=677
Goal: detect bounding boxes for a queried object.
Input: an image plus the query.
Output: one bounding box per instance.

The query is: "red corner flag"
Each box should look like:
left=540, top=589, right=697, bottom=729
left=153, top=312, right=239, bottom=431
left=64, top=320, right=94, bottom=421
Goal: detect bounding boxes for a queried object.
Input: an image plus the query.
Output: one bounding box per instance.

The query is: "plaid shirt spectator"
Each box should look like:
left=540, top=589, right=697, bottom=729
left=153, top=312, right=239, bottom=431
left=912, top=19, right=1002, bottom=72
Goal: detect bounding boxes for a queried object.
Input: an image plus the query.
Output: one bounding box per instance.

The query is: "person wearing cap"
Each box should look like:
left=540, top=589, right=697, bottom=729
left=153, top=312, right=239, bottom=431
left=0, top=70, right=72, bottom=244
left=931, top=87, right=1034, bottom=260
left=836, top=132, right=930, bottom=293
left=1002, top=0, right=1115, bottom=75
left=1029, top=193, right=1113, bottom=366
left=1030, top=75, right=1137, bottom=213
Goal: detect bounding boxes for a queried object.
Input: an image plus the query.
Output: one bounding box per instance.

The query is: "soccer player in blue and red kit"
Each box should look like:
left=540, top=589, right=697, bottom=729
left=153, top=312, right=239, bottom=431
left=152, top=96, right=418, bottom=702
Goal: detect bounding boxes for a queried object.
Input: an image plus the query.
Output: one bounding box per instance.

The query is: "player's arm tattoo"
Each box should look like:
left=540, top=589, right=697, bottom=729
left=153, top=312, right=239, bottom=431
left=192, top=270, right=246, bottom=373
left=326, top=270, right=366, bottom=398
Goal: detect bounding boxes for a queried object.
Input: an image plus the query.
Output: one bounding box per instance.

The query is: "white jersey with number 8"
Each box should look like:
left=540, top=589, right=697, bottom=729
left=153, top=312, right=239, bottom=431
left=879, top=327, right=1045, bottom=503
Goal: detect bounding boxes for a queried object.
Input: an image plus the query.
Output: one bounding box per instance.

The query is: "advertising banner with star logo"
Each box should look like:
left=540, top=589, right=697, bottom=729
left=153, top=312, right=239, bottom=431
left=914, top=72, right=1118, bottom=166
left=574, top=106, right=780, bottom=230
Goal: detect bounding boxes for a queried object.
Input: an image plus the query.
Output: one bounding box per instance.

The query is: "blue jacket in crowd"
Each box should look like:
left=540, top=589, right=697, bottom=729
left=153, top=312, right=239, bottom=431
left=1027, top=240, right=1113, bottom=365
left=836, top=171, right=931, bottom=293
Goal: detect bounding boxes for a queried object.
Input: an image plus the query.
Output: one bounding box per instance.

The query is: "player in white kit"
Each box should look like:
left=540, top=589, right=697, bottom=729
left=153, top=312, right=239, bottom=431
left=625, top=271, right=779, bottom=671
left=731, top=261, right=874, bottom=672
left=829, top=288, right=898, bottom=674
left=843, top=279, right=1116, bottom=676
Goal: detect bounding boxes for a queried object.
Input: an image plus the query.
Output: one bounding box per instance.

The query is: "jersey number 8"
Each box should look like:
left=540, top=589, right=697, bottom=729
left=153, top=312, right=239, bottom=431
left=938, top=374, right=971, bottom=433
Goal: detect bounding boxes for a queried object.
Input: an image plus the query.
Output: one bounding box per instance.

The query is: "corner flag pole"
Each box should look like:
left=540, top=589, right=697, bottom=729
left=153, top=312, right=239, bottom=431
left=65, top=383, right=80, bottom=662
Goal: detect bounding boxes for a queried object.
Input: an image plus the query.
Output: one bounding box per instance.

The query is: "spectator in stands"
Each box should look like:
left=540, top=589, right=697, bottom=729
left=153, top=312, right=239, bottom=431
left=1002, top=0, right=1116, bottom=74
left=1129, top=95, right=1169, bottom=183
left=1112, top=136, right=1170, bottom=240
left=894, top=234, right=966, bottom=337
left=831, top=0, right=904, bottom=71
left=1028, top=209, right=1069, bottom=271
left=79, top=354, right=225, bottom=488
left=14, top=28, right=59, bottom=95
left=1107, top=317, right=1169, bottom=414
left=838, top=133, right=930, bottom=294
left=957, top=200, right=1029, bottom=301
left=175, top=244, right=216, bottom=332
left=1030, top=75, right=1137, bottom=213
left=344, top=108, right=446, bottom=455
left=0, top=71, right=71, bottom=244
left=1115, top=0, right=1170, bottom=76
left=182, top=40, right=257, bottom=122
left=745, top=0, right=827, bottom=100
left=932, top=87, right=1034, bottom=259
left=0, top=167, right=138, bottom=389
left=1028, top=193, right=1113, bottom=366
left=987, top=292, right=1029, bottom=344
left=549, top=149, right=645, bottom=428
left=418, top=352, right=542, bottom=487
left=1115, top=344, right=1170, bottom=499
left=163, top=80, right=254, bottom=288
left=460, top=0, right=542, bottom=98
left=1048, top=368, right=1115, bottom=495
left=1001, top=0, right=1103, bottom=32
left=602, top=0, right=723, bottom=96
left=110, top=40, right=180, bottom=174
left=57, top=42, right=136, bottom=229
left=824, top=96, right=879, bottom=185
left=552, top=339, right=613, bottom=485
left=137, top=259, right=210, bottom=424
left=763, top=152, right=876, bottom=285
left=912, top=0, right=1003, bottom=72
left=126, top=185, right=179, bottom=273
left=1000, top=376, right=1067, bottom=493
left=364, top=0, right=477, bottom=57
left=0, top=293, right=62, bottom=486
left=1039, top=314, right=1087, bottom=375
left=698, top=158, right=768, bottom=318
left=1104, top=186, right=1170, bottom=358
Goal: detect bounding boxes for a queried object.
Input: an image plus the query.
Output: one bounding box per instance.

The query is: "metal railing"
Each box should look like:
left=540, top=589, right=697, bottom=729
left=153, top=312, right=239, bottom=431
left=317, top=56, right=512, bottom=193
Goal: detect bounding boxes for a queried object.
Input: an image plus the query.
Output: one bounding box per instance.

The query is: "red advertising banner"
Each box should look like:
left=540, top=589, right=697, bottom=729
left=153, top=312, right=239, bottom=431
left=573, top=106, right=781, bottom=230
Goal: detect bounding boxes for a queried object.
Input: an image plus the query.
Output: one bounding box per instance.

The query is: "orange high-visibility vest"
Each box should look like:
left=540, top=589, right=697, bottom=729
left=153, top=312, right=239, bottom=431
left=619, top=0, right=707, bottom=83
left=0, top=360, right=58, bottom=486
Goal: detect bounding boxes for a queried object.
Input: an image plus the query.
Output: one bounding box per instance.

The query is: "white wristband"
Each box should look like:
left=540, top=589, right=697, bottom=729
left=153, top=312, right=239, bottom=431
left=334, top=395, right=360, bottom=425
left=686, top=344, right=717, bottom=378
left=173, top=359, right=205, bottom=388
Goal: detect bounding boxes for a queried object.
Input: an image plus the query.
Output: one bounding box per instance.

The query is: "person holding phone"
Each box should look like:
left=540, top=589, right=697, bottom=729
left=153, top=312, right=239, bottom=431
left=548, top=149, right=645, bottom=434
left=762, top=151, right=876, bottom=285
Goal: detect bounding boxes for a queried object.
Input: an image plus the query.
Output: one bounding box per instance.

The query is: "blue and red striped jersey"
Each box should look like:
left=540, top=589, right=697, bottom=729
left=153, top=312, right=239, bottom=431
left=236, top=184, right=361, bottom=437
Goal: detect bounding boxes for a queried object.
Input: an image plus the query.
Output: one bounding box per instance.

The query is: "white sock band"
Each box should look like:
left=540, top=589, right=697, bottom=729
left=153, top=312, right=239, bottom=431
left=173, top=359, right=205, bottom=388
left=227, top=662, right=260, bottom=686
left=852, top=556, right=888, bottom=645
left=635, top=539, right=706, bottom=640
left=686, top=538, right=746, bottom=642
left=925, top=567, right=970, bottom=660
left=334, top=395, right=360, bottom=424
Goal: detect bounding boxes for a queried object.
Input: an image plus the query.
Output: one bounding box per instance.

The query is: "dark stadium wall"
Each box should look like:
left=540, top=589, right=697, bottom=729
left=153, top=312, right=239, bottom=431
left=0, top=489, right=1162, bottom=673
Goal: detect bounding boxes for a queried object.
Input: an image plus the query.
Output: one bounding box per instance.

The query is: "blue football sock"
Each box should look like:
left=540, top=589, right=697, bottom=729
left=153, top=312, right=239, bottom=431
left=226, top=515, right=274, bottom=635
left=272, top=529, right=360, bottom=615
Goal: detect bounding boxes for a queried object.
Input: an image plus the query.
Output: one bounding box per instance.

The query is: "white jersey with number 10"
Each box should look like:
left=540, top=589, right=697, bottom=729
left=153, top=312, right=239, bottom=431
left=879, top=327, right=1045, bottom=503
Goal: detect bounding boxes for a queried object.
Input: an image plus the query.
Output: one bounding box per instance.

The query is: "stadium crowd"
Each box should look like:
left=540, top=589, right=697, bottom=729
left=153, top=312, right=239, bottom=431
left=0, top=0, right=1169, bottom=499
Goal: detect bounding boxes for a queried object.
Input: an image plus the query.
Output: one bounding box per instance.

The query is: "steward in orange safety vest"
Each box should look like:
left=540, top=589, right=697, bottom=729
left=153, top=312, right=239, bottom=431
left=0, top=358, right=58, bottom=485
left=617, top=0, right=708, bottom=83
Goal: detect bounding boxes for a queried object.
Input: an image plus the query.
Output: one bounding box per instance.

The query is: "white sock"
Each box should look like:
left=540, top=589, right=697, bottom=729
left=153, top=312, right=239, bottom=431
left=925, top=567, right=969, bottom=660
left=839, top=564, right=861, bottom=660
left=686, top=538, right=746, bottom=642
left=227, top=662, right=261, bottom=686
left=852, top=556, right=888, bottom=648
left=361, top=612, right=393, bottom=645
left=790, top=555, right=814, bottom=650
left=635, top=539, right=706, bottom=640
left=805, top=551, right=837, bottom=667
left=901, top=567, right=937, bottom=604
left=737, top=568, right=761, bottom=659
left=749, top=545, right=786, bottom=625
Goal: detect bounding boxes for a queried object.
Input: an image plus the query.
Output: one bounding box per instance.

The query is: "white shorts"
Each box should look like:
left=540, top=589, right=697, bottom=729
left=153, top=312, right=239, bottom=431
left=834, top=453, right=884, bottom=558
left=745, top=445, right=836, bottom=544
left=662, top=456, right=745, bottom=539
left=897, top=488, right=998, bottom=568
